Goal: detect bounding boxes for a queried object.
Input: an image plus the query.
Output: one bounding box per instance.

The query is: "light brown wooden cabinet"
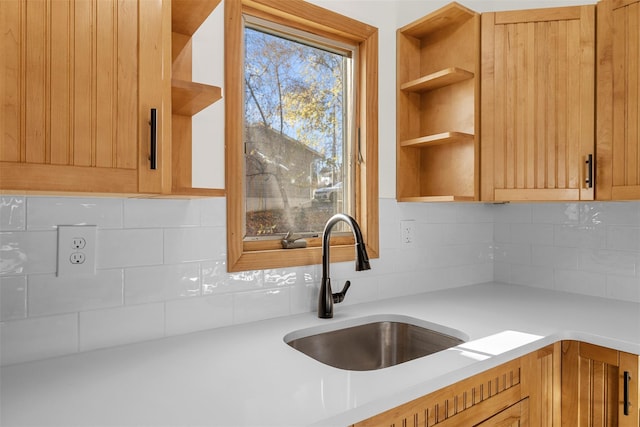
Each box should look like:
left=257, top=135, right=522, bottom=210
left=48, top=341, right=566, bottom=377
left=0, top=0, right=222, bottom=196
left=0, top=0, right=172, bottom=194
left=480, top=5, right=596, bottom=202
left=352, top=344, right=560, bottom=426
left=596, top=0, right=640, bottom=200
left=561, top=341, right=640, bottom=427
left=396, top=2, right=480, bottom=202
left=352, top=341, right=639, bottom=427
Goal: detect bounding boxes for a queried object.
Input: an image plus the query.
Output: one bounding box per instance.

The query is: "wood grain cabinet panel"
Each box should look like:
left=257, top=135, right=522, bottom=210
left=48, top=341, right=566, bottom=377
left=481, top=6, right=595, bottom=201
left=596, top=0, right=640, bottom=200
left=474, top=398, right=529, bottom=427
left=352, top=357, right=528, bottom=427
left=0, top=0, right=171, bottom=194
left=561, top=341, right=640, bottom=427
left=350, top=344, right=562, bottom=427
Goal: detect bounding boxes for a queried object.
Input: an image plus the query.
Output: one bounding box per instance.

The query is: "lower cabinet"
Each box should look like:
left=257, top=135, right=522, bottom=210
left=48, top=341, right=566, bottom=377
left=352, top=341, right=638, bottom=427
left=352, top=351, right=549, bottom=426
left=561, top=341, right=639, bottom=427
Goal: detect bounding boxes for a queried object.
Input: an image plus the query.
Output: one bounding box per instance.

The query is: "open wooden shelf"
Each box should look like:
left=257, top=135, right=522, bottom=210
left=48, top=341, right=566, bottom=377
left=401, top=68, right=474, bottom=93
left=172, top=0, right=222, bottom=36
left=172, top=79, right=222, bottom=116
left=400, top=132, right=474, bottom=148
left=396, top=2, right=480, bottom=203
left=399, top=2, right=476, bottom=38
left=170, top=0, right=224, bottom=197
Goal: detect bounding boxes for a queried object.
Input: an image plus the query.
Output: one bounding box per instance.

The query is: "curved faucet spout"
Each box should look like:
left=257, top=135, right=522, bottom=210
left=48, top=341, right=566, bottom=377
left=318, top=213, right=371, bottom=318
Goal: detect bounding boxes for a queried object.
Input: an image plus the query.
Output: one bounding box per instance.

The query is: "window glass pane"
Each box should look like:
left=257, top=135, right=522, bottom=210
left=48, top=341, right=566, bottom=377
left=243, top=24, right=354, bottom=239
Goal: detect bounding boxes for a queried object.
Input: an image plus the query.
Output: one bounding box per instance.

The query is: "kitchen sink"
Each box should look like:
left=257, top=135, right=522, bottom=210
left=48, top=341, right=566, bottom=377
left=285, top=315, right=466, bottom=371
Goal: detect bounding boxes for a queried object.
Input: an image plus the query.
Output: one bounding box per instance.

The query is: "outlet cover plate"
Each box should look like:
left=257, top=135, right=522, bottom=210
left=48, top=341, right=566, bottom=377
left=400, top=220, right=416, bottom=247
left=57, top=225, right=97, bottom=276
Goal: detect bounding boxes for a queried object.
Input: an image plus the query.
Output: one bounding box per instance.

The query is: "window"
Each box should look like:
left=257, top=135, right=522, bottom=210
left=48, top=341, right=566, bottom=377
left=225, top=0, right=378, bottom=272
left=244, top=18, right=355, bottom=237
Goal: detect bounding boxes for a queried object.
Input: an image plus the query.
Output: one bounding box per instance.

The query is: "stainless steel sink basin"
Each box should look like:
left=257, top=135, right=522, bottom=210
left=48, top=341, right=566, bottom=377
left=285, top=315, right=466, bottom=371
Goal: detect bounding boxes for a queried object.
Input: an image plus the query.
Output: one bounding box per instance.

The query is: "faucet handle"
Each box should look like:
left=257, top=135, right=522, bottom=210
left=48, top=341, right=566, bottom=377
left=332, top=281, right=351, bottom=304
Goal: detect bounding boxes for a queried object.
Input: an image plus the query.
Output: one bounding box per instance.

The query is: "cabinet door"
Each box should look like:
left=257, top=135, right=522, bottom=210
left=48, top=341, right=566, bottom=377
left=619, top=351, right=639, bottom=427
left=596, top=0, right=640, bottom=200
left=0, top=0, right=170, bottom=194
left=474, top=398, right=529, bottom=427
left=481, top=6, right=595, bottom=201
left=561, top=341, right=639, bottom=427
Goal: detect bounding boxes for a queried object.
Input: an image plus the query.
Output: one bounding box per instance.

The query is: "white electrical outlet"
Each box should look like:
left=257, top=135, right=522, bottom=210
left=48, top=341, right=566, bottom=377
left=57, top=225, right=97, bottom=276
left=400, top=220, right=416, bottom=247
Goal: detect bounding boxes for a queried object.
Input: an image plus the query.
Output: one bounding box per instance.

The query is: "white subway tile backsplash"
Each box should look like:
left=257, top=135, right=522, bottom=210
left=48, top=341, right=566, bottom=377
left=495, top=202, right=640, bottom=299
left=532, top=203, right=581, bottom=224
left=163, top=227, right=225, bottom=263
left=493, top=261, right=511, bottom=284
left=125, top=263, right=200, bottom=305
left=607, top=226, right=640, bottom=251
left=0, top=231, right=57, bottom=275
left=531, top=245, right=579, bottom=269
left=26, top=197, right=123, bottom=230
left=199, top=198, right=227, bottom=227
left=79, top=303, right=165, bottom=352
left=264, top=266, right=315, bottom=289
left=508, top=264, right=555, bottom=290
left=124, top=199, right=200, bottom=228
left=339, top=275, right=379, bottom=306
left=28, top=270, right=123, bottom=317
left=290, top=279, right=318, bottom=315
left=577, top=249, right=637, bottom=277
left=0, top=196, right=26, bottom=231
left=233, top=288, right=291, bottom=324
left=0, top=313, right=78, bottom=365
left=201, top=260, right=263, bottom=294
left=510, top=223, right=554, bottom=245
left=455, top=203, right=494, bottom=223
left=378, top=270, right=436, bottom=299
left=96, top=229, right=164, bottom=269
left=165, top=294, right=233, bottom=336
left=493, top=204, right=532, bottom=224
left=444, top=263, right=493, bottom=288
left=2, top=196, right=638, bottom=366
left=493, top=243, right=531, bottom=265
left=0, top=275, right=27, bottom=320
left=554, top=269, right=607, bottom=298
left=554, top=224, right=607, bottom=248
left=583, top=202, right=640, bottom=226
left=605, top=275, right=640, bottom=302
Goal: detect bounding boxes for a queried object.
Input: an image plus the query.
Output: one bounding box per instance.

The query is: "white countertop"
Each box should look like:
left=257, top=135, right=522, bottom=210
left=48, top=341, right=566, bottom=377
left=1, top=282, right=639, bottom=427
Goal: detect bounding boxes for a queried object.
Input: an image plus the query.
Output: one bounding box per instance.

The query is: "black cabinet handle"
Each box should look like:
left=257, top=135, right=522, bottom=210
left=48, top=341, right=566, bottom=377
left=149, top=108, right=157, bottom=170
left=585, top=154, right=593, bottom=188
left=624, top=370, right=631, bottom=416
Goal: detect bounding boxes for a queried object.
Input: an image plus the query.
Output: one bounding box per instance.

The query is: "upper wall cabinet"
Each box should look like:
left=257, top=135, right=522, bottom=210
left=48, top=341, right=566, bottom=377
left=481, top=5, right=596, bottom=201
left=396, top=2, right=480, bottom=202
left=0, top=0, right=172, bottom=194
left=596, top=0, right=640, bottom=200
